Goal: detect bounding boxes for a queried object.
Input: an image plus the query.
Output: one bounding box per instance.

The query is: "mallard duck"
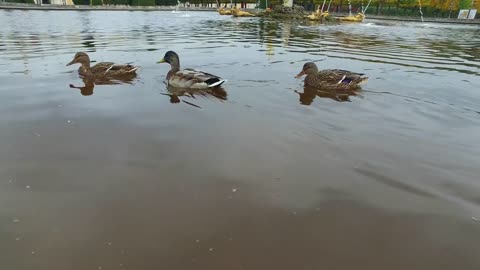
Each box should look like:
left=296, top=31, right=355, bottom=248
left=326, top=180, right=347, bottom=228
left=66, top=52, right=139, bottom=79
left=295, top=62, right=368, bottom=90
left=157, top=51, right=227, bottom=89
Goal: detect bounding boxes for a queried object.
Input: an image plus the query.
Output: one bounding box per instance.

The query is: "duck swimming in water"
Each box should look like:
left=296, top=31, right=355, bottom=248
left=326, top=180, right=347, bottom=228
left=295, top=62, right=368, bottom=90
left=157, top=51, right=227, bottom=89
left=66, top=52, right=139, bottom=79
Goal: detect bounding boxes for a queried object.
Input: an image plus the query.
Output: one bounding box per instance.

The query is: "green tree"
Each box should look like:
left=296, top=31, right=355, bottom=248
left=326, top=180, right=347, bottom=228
left=458, top=0, right=470, bottom=9
left=131, top=0, right=155, bottom=5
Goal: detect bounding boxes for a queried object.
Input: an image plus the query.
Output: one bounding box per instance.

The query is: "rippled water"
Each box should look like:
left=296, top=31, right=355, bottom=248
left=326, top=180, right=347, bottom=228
left=1, top=10, right=480, bottom=270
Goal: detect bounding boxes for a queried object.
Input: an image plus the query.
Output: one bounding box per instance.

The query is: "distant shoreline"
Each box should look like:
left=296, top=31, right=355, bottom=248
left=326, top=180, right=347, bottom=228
left=0, top=2, right=216, bottom=11
left=1, top=3, right=479, bottom=25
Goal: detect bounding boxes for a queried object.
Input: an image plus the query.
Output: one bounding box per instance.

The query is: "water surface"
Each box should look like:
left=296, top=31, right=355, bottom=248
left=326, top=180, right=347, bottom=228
left=1, top=10, right=480, bottom=270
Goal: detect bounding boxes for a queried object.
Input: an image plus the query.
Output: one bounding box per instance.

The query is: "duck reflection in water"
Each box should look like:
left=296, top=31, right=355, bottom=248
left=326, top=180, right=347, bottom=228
left=162, top=84, right=227, bottom=108
left=69, top=75, right=137, bottom=96
left=69, top=79, right=95, bottom=96
left=295, top=87, right=361, bottom=105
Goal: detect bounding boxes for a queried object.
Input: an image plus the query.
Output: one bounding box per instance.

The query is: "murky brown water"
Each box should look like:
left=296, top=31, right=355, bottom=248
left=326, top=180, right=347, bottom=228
left=1, top=10, right=480, bottom=270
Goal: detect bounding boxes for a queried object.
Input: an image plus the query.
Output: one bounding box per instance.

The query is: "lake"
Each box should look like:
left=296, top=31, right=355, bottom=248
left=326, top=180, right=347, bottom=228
left=1, top=9, right=479, bottom=270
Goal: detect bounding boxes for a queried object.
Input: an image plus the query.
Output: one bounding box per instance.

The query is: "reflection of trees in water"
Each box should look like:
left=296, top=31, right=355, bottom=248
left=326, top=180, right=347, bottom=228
left=143, top=24, right=157, bottom=47
left=6, top=31, right=41, bottom=75
left=295, top=86, right=361, bottom=104
left=282, top=21, right=292, bottom=47
left=80, top=14, right=91, bottom=33
left=79, top=14, right=96, bottom=50
left=195, top=18, right=390, bottom=56
left=215, top=18, right=477, bottom=66
left=190, top=19, right=477, bottom=64
left=257, top=19, right=280, bottom=45
left=419, top=38, right=480, bottom=62
left=329, top=30, right=388, bottom=47
left=82, top=34, right=95, bottom=48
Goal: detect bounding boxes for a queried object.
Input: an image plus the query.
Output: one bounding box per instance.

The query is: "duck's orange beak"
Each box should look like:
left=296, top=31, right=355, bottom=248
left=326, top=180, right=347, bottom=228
left=295, top=70, right=306, bottom=79
left=66, top=59, right=76, bottom=66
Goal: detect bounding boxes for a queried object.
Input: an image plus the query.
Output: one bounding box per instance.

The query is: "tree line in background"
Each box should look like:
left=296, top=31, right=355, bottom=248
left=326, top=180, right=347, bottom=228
left=303, top=0, right=478, bottom=17
left=5, top=0, right=479, bottom=18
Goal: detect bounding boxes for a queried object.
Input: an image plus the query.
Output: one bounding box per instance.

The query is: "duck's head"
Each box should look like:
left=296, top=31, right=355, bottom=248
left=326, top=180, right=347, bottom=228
left=157, top=51, right=179, bottom=67
left=66, top=52, right=90, bottom=67
left=295, top=62, right=318, bottom=78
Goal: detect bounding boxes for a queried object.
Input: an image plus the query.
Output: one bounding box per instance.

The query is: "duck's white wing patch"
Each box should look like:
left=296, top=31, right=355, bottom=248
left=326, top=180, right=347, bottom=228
left=104, top=64, right=138, bottom=74
left=168, top=68, right=225, bottom=89
left=208, top=79, right=227, bottom=88
left=103, top=64, right=115, bottom=74
left=337, top=74, right=347, bottom=84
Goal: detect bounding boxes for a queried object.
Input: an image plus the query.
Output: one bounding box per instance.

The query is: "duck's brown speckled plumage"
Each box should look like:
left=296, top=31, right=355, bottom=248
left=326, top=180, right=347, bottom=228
left=296, top=62, right=368, bottom=90
left=67, top=52, right=138, bottom=80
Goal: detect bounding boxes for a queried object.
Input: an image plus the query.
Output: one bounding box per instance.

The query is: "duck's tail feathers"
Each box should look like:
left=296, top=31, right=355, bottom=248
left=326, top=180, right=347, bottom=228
left=357, top=77, right=368, bottom=85
left=208, top=79, right=227, bottom=88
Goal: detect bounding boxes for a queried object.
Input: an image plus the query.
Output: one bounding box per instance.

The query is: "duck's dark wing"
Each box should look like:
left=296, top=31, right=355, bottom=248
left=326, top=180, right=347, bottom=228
left=319, top=69, right=366, bottom=84
left=174, top=68, right=227, bottom=88
left=91, top=62, right=138, bottom=75
left=90, top=62, right=115, bottom=73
